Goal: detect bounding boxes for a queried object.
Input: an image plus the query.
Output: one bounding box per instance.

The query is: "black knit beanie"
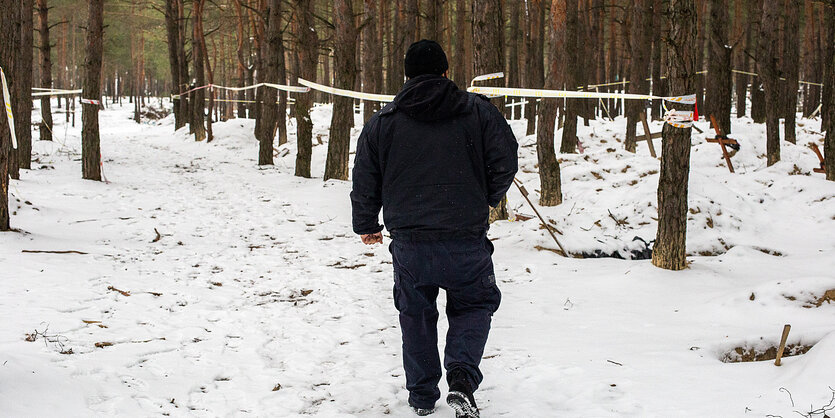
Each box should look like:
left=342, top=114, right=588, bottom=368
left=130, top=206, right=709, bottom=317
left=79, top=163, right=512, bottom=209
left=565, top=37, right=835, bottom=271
left=404, top=40, right=449, bottom=78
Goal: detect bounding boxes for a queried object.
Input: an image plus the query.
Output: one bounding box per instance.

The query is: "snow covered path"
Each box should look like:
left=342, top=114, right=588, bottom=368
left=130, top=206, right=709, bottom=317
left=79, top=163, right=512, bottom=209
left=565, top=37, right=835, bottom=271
left=2, top=104, right=835, bottom=417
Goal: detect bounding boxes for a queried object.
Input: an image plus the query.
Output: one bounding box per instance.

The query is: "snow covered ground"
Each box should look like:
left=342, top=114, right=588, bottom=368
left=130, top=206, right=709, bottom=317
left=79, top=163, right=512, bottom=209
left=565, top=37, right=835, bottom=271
left=1, top=99, right=834, bottom=417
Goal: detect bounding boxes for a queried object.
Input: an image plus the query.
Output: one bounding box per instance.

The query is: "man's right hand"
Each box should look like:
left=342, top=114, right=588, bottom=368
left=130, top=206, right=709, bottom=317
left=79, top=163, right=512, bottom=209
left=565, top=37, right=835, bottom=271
left=361, top=232, right=384, bottom=245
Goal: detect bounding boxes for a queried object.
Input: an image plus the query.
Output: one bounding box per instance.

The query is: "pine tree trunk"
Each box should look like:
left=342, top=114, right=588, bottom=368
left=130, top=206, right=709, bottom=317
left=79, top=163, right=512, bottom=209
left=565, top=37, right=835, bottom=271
left=782, top=0, right=800, bottom=144
left=757, top=0, right=781, bottom=166
left=750, top=0, right=765, bottom=123
left=801, top=1, right=820, bottom=118
left=453, top=0, right=467, bottom=87
left=652, top=0, right=696, bottom=271
left=165, top=0, right=183, bottom=130
left=16, top=0, right=32, bottom=171
left=473, top=0, right=507, bottom=221
left=824, top=3, right=835, bottom=181
left=820, top=3, right=833, bottom=133
left=0, top=0, right=14, bottom=229
left=504, top=0, right=519, bottom=119
left=362, top=0, right=381, bottom=123
left=257, top=0, right=282, bottom=165
left=524, top=0, right=544, bottom=136
left=706, top=0, right=731, bottom=135
left=81, top=0, right=103, bottom=181
left=560, top=0, right=579, bottom=154
left=624, top=0, right=652, bottom=153
left=694, top=1, right=706, bottom=118
left=177, top=0, right=190, bottom=127
left=733, top=0, right=748, bottom=118
left=294, top=0, right=318, bottom=178
left=537, top=0, right=564, bottom=207
left=7, top=0, right=19, bottom=181
left=325, top=0, right=356, bottom=181
left=650, top=0, right=664, bottom=121
left=191, top=0, right=206, bottom=142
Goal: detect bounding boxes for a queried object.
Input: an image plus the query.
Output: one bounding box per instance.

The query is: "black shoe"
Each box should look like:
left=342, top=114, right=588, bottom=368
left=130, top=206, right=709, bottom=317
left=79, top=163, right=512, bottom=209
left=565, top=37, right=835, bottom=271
left=411, top=406, right=435, bottom=416
left=446, top=369, right=479, bottom=418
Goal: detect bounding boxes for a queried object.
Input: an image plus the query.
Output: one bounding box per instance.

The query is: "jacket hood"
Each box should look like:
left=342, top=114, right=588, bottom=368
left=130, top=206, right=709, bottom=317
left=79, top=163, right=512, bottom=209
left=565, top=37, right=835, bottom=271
left=392, top=74, right=471, bottom=121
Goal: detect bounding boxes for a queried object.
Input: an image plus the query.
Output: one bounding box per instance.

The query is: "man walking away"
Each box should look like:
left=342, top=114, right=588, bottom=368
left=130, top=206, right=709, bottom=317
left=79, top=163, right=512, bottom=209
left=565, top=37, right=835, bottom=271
left=351, top=40, right=518, bottom=417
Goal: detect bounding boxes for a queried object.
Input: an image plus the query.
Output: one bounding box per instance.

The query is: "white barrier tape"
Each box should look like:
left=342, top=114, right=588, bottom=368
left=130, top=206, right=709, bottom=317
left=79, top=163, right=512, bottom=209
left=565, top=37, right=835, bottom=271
left=470, top=72, right=504, bottom=84
left=663, top=110, right=694, bottom=128
left=1, top=67, right=17, bottom=149
left=467, top=85, right=696, bottom=104
left=80, top=98, right=101, bottom=105
left=297, top=78, right=394, bottom=102
left=31, top=89, right=82, bottom=97
left=172, top=83, right=309, bottom=99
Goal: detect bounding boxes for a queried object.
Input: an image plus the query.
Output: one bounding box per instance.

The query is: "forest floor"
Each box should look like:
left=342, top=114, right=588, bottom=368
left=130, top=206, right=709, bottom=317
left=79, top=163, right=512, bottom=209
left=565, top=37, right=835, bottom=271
left=1, top=101, right=834, bottom=417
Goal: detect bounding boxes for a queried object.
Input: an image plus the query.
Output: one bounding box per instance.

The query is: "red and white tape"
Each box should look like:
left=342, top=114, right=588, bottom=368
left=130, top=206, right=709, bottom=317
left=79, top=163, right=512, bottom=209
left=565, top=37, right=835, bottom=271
left=81, top=98, right=102, bottom=105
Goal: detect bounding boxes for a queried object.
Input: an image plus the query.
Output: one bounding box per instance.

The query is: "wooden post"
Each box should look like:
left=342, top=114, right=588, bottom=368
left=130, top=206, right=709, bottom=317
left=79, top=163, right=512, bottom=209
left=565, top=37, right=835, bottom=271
left=706, top=114, right=739, bottom=173
left=637, top=112, right=660, bottom=157
left=774, top=324, right=791, bottom=366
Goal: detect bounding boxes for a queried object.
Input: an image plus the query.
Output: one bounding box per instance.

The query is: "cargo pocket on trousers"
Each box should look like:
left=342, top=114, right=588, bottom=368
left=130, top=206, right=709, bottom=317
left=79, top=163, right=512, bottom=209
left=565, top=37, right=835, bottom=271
left=481, top=274, right=501, bottom=314
left=392, top=270, right=402, bottom=311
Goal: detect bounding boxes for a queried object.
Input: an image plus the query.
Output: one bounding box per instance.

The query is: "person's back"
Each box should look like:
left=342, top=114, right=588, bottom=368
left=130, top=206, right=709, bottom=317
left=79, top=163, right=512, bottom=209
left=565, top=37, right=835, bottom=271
left=351, top=40, right=518, bottom=418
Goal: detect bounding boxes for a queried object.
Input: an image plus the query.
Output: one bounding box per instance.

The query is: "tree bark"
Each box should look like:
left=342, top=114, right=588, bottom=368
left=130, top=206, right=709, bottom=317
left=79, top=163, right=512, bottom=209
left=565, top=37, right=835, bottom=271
left=559, top=0, right=579, bottom=154
left=624, top=0, right=652, bottom=153
left=756, top=0, right=781, bottom=166
left=504, top=0, right=520, bottom=119
left=256, top=0, right=282, bottom=165
left=706, top=0, right=732, bottom=135
left=325, top=0, right=357, bottom=181
left=82, top=0, right=103, bottom=181
left=191, top=0, right=207, bottom=142
left=0, top=0, right=14, bottom=229
left=473, top=0, right=507, bottom=221
left=177, top=0, right=190, bottom=128
left=452, top=0, right=468, bottom=87
left=165, top=0, right=183, bottom=130
left=820, top=3, right=833, bottom=133
left=652, top=0, right=696, bottom=271
left=524, top=0, right=544, bottom=136
left=362, top=0, right=381, bottom=123
left=824, top=3, right=834, bottom=181
left=782, top=0, right=800, bottom=144
left=733, top=0, right=748, bottom=118
left=536, top=0, right=564, bottom=207
left=16, top=0, right=32, bottom=171
left=294, top=0, right=318, bottom=178
left=801, top=1, right=820, bottom=118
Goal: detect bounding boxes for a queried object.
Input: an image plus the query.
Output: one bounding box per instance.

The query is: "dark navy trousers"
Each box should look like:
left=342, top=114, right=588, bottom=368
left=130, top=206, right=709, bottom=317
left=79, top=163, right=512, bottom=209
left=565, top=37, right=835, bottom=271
left=389, top=235, right=501, bottom=409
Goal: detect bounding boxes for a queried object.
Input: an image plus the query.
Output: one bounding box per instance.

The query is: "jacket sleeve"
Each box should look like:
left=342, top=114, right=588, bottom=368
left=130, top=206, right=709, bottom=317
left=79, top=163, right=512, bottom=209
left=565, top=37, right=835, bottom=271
left=481, top=102, right=519, bottom=207
left=350, top=118, right=385, bottom=235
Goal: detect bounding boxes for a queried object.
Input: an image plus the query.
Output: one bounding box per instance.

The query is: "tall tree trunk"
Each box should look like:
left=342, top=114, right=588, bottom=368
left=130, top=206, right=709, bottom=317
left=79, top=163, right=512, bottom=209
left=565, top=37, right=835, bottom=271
left=82, top=0, right=103, bottom=181
left=824, top=3, right=835, bottom=181
left=801, top=1, right=820, bottom=118
left=452, top=0, right=468, bottom=87
left=276, top=25, right=287, bottom=146
left=294, top=0, right=318, bottom=178
left=421, top=0, right=442, bottom=41
left=694, top=0, right=706, bottom=118
left=733, top=0, right=748, bottom=117
left=473, top=0, right=507, bottom=221
left=706, top=0, right=732, bottom=135
left=560, top=0, right=579, bottom=154
left=177, top=0, right=190, bottom=128
left=165, top=0, right=183, bottom=129
left=203, top=33, right=214, bottom=142
left=325, top=0, right=357, bottom=181
left=257, top=0, right=281, bottom=165
left=362, top=0, right=381, bottom=123
left=16, top=0, right=32, bottom=171
left=750, top=0, right=765, bottom=123
left=504, top=0, right=520, bottom=119
left=653, top=0, right=696, bottom=271
left=650, top=0, right=664, bottom=120
left=782, top=0, right=800, bottom=144
left=192, top=0, right=207, bottom=142
left=537, top=0, right=564, bottom=207
left=36, top=0, right=52, bottom=142
left=624, top=0, right=652, bottom=153
left=820, top=3, right=833, bottom=133
left=524, top=0, right=544, bottom=136
left=757, top=0, right=781, bottom=166
left=0, top=0, right=14, bottom=229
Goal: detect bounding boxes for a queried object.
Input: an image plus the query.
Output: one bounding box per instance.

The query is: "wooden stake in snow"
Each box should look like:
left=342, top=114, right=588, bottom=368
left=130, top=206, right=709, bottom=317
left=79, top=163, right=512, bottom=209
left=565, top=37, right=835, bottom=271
left=513, top=178, right=568, bottom=257
left=774, top=324, right=791, bottom=366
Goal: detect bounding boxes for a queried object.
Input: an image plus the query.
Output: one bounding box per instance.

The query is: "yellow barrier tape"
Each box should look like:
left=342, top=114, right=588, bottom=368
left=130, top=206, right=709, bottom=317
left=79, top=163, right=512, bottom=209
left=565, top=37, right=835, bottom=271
left=298, top=78, right=395, bottom=102
left=1, top=67, right=17, bottom=149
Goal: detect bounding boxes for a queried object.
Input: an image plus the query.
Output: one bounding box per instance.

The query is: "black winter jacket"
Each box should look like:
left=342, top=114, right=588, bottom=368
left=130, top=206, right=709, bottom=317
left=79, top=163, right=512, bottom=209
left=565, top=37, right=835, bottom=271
left=350, top=74, right=518, bottom=241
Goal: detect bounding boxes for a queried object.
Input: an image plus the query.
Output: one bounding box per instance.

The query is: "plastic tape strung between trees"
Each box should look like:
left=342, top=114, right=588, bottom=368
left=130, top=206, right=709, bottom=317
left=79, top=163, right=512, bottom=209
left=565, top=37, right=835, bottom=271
left=172, top=83, right=310, bottom=99
left=297, top=78, right=395, bottom=102
left=467, top=83, right=696, bottom=129
left=31, top=88, right=83, bottom=97
left=0, top=66, right=17, bottom=149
